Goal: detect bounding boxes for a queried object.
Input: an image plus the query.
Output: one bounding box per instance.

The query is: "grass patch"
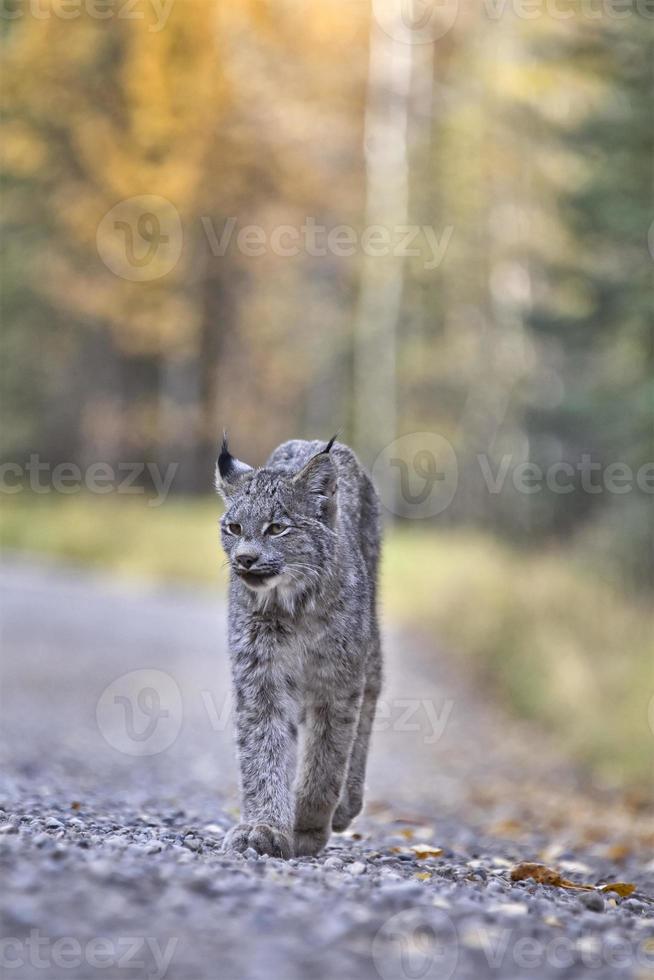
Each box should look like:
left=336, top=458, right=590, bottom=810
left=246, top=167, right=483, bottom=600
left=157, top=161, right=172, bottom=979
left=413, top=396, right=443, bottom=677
left=384, top=530, right=653, bottom=788
left=1, top=494, right=652, bottom=786
left=0, top=494, right=224, bottom=586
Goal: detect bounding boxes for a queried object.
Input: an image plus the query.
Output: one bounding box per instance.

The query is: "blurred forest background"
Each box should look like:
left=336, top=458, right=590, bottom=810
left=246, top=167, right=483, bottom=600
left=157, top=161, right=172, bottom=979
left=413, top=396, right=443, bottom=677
left=1, top=1, right=652, bottom=787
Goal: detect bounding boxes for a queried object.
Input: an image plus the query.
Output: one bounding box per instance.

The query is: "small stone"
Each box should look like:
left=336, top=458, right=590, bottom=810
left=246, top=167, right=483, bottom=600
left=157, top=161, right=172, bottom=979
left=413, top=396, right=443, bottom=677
left=45, top=817, right=63, bottom=830
left=581, top=892, right=605, bottom=913
left=380, top=870, right=403, bottom=881
left=0, top=824, right=19, bottom=835
left=145, top=841, right=163, bottom=854
left=323, top=856, right=344, bottom=870
left=243, top=847, right=258, bottom=861
left=204, top=823, right=224, bottom=835
left=622, top=898, right=645, bottom=913
left=485, top=879, right=507, bottom=895
left=347, top=861, right=366, bottom=876
left=183, top=837, right=201, bottom=852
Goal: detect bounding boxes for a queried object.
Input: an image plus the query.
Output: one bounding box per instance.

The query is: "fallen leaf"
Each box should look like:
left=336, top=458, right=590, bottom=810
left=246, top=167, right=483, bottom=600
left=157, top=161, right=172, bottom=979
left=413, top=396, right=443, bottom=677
left=511, top=863, right=638, bottom=899
left=511, top=863, right=566, bottom=886
left=70, top=801, right=81, bottom=811
left=509, top=863, right=594, bottom=891
left=415, top=872, right=432, bottom=881
left=600, top=882, right=636, bottom=898
left=410, top=844, right=444, bottom=859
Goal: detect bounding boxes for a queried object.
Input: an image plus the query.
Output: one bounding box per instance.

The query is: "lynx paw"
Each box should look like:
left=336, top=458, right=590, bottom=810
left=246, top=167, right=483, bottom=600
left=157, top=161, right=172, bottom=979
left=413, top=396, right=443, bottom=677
left=294, top=825, right=330, bottom=857
left=221, top=822, right=292, bottom=859
left=332, top=794, right=363, bottom=833
left=331, top=806, right=353, bottom=833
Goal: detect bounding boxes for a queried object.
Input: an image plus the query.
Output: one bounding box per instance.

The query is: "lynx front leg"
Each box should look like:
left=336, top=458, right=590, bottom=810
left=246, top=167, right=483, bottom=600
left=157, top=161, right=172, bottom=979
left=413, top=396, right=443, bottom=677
left=294, top=692, right=361, bottom=856
left=222, top=669, right=297, bottom=859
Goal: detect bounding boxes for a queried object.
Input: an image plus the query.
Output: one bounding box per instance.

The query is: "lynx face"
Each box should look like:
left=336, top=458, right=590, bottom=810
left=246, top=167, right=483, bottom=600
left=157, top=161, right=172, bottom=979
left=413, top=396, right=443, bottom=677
left=217, top=440, right=337, bottom=596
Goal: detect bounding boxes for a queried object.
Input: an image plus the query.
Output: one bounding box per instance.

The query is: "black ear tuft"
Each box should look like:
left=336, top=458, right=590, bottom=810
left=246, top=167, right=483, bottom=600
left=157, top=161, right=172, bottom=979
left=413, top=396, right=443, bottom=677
left=218, top=431, right=235, bottom=480
left=322, top=433, right=338, bottom=455
left=215, top=432, right=253, bottom=498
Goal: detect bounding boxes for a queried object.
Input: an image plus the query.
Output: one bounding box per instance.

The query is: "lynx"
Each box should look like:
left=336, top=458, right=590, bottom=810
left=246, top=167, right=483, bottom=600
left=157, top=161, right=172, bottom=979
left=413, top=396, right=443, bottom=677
left=216, top=436, right=382, bottom=858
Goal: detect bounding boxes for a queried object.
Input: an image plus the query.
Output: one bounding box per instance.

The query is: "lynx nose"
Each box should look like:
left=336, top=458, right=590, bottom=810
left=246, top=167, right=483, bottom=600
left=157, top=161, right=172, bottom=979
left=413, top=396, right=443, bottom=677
left=235, top=551, right=259, bottom=570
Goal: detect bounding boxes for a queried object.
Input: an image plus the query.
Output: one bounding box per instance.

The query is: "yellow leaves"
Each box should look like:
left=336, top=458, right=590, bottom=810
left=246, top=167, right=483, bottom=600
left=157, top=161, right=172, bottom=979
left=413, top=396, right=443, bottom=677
left=414, top=872, right=432, bottom=881
left=510, top=863, right=636, bottom=899
left=387, top=843, right=444, bottom=860
left=410, top=844, right=444, bottom=860
left=2, top=123, right=47, bottom=176
left=600, top=882, right=636, bottom=898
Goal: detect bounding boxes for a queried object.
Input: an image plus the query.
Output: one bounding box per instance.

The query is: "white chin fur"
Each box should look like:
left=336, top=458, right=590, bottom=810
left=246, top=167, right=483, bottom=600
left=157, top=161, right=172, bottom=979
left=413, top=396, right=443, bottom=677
left=244, top=574, right=282, bottom=592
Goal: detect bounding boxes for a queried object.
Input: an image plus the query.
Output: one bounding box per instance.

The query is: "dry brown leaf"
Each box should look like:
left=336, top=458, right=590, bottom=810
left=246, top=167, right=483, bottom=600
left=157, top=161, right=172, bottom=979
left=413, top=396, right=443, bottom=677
left=414, top=871, right=432, bottom=881
left=511, top=863, right=637, bottom=899
left=600, top=882, right=636, bottom=898
left=410, top=844, right=444, bottom=859
left=510, top=862, right=594, bottom=891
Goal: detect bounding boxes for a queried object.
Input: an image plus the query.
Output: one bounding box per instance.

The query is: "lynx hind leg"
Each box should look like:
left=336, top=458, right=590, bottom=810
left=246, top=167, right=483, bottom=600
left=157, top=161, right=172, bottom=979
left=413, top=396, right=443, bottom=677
left=332, top=657, right=381, bottom=833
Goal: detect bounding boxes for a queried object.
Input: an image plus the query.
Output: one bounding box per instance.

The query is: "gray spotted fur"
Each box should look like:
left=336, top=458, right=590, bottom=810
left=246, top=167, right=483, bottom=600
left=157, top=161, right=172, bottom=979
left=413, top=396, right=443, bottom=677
left=216, top=438, right=382, bottom=858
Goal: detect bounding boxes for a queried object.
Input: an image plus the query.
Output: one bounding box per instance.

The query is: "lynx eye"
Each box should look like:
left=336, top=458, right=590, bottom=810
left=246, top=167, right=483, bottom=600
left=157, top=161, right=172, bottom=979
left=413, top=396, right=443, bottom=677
left=226, top=522, right=242, bottom=536
left=265, top=522, right=286, bottom=536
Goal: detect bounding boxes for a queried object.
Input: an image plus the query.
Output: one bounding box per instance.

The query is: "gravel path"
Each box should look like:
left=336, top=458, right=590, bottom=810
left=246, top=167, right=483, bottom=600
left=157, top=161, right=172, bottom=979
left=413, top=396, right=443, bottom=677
left=1, top=559, right=652, bottom=980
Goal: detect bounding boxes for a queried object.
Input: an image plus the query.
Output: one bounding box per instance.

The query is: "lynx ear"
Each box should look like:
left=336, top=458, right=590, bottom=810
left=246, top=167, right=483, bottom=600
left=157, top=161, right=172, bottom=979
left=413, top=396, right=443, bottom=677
left=291, top=437, right=337, bottom=514
left=215, top=433, right=253, bottom=500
